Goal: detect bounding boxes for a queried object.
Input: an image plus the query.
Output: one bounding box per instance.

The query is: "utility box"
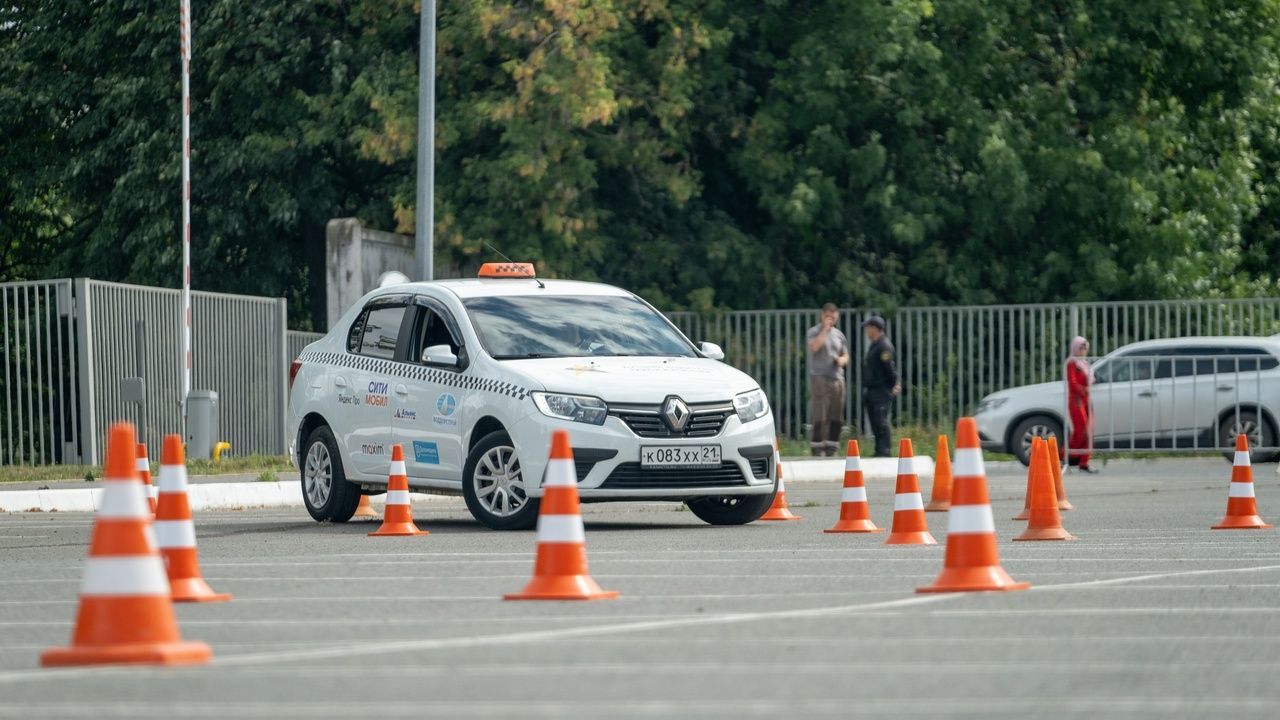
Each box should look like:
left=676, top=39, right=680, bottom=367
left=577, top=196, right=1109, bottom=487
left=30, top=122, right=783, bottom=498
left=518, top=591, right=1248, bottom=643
left=186, top=390, right=220, bottom=460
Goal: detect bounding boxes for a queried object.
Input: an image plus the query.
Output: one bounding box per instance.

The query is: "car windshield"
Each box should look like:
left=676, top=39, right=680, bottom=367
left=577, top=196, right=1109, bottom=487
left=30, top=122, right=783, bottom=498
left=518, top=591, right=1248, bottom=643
left=463, top=295, right=697, bottom=360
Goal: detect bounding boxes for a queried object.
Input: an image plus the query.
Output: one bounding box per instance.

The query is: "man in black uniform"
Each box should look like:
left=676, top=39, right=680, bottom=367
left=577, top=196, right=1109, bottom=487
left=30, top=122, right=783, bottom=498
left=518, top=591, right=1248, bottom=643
left=861, top=316, right=900, bottom=457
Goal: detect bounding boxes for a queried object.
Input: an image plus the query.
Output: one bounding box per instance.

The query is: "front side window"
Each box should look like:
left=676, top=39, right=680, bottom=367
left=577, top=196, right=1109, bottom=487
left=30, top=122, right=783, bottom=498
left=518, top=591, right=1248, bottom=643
left=463, top=295, right=696, bottom=360
left=348, top=305, right=406, bottom=360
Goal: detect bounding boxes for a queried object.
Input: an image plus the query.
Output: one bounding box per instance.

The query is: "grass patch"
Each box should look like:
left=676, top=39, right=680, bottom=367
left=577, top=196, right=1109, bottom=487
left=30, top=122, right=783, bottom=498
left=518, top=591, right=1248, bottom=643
left=780, top=423, right=1017, bottom=462
left=0, top=454, right=295, bottom=484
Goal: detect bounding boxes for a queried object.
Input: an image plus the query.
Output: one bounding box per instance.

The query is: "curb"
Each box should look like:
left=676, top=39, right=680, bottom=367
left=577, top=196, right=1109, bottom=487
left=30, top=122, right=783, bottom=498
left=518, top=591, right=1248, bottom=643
left=780, top=456, right=935, bottom=483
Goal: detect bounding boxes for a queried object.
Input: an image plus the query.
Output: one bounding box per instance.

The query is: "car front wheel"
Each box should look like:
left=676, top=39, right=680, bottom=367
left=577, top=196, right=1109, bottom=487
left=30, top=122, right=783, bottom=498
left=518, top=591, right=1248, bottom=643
left=686, top=493, right=775, bottom=526
left=1010, top=414, right=1063, bottom=466
left=463, top=430, right=540, bottom=530
left=301, top=425, right=361, bottom=523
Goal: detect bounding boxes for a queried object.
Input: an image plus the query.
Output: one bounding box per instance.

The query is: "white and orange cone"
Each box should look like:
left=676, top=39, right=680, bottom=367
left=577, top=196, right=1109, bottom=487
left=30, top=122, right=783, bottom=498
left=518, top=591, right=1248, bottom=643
left=760, top=439, right=801, bottom=521
left=919, top=417, right=1030, bottom=593
left=41, top=423, right=212, bottom=667
left=370, top=445, right=428, bottom=537
left=825, top=440, right=882, bottom=533
left=353, top=494, right=379, bottom=519
left=885, top=438, right=936, bottom=545
left=1213, top=435, right=1273, bottom=530
left=1046, top=435, right=1074, bottom=511
left=156, top=435, right=232, bottom=602
left=505, top=430, right=618, bottom=601
left=137, top=442, right=157, bottom=514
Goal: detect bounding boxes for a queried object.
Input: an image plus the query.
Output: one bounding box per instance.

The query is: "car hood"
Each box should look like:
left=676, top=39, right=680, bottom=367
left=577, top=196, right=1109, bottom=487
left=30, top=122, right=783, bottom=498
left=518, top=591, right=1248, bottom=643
left=498, top=356, right=761, bottom=404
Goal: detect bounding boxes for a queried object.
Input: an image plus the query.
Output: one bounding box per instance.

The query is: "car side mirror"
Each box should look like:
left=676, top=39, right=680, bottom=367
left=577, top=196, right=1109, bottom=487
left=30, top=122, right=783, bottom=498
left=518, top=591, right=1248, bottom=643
left=422, top=344, right=459, bottom=368
left=700, top=341, right=725, bottom=361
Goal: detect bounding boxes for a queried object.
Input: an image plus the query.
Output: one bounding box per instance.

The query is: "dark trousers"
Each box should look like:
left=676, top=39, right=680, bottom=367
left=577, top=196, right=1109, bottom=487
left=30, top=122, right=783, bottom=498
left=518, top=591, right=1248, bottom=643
left=863, top=387, right=892, bottom=457
left=809, top=376, right=844, bottom=456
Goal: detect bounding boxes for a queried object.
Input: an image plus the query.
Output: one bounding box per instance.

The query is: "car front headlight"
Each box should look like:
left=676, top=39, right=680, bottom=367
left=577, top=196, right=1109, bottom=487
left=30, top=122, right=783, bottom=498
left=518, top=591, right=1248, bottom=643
left=531, top=392, right=608, bottom=426
left=975, top=397, right=1008, bottom=414
left=734, top=389, right=770, bottom=424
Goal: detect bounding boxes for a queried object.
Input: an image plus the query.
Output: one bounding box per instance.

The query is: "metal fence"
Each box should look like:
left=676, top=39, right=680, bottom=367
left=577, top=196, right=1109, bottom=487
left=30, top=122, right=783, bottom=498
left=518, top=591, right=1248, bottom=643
left=671, top=299, right=1280, bottom=439
left=5, top=277, right=1280, bottom=466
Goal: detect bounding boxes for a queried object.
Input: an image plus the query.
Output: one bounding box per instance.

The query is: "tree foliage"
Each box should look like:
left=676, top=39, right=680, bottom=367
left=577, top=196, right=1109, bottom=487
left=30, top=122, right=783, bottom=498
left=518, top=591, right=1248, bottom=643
left=2, top=0, right=1279, bottom=325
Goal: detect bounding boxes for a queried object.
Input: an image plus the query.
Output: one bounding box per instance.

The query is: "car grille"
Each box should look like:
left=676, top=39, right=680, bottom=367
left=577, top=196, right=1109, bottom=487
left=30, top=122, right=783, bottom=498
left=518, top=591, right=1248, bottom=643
left=748, top=456, right=770, bottom=479
left=611, top=404, right=733, bottom=438
left=599, top=462, right=748, bottom=490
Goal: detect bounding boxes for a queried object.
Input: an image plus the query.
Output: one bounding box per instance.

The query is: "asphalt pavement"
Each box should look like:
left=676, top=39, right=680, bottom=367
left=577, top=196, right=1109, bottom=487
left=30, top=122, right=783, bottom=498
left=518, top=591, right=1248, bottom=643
left=0, top=457, right=1277, bottom=718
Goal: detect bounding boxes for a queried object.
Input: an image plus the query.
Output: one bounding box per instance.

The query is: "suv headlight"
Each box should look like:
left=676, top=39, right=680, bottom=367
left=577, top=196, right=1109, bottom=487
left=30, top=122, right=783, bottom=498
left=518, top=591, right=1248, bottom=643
left=531, top=392, right=608, bottom=425
left=734, top=389, right=769, bottom=423
left=975, top=397, right=1007, bottom=414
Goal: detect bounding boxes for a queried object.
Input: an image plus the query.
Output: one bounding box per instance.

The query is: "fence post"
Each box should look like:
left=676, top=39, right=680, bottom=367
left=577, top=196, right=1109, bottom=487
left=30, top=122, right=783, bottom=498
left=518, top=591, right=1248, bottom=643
left=72, top=279, right=98, bottom=465
left=277, top=298, right=290, bottom=455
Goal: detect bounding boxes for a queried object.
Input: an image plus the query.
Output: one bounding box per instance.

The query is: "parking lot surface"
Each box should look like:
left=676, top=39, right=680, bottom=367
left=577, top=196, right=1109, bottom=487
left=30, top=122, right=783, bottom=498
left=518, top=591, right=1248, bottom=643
left=0, top=457, right=1277, bottom=718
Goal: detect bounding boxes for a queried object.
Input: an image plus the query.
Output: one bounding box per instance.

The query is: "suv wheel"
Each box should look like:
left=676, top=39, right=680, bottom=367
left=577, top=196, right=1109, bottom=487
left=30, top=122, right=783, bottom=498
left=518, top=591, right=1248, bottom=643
left=463, top=430, right=539, bottom=530
left=1010, top=414, right=1063, bottom=466
left=301, top=425, right=361, bottom=522
left=1218, top=410, right=1278, bottom=463
left=686, top=493, right=775, bottom=526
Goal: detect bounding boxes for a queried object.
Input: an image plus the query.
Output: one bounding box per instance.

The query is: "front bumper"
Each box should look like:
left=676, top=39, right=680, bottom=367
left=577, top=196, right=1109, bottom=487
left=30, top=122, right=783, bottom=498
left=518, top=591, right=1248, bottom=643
left=510, top=407, right=778, bottom=500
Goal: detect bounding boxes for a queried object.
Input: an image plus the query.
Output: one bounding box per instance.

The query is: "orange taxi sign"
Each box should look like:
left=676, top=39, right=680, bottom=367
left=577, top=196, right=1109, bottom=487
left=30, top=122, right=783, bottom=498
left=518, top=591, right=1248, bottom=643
left=477, top=262, right=537, bottom=279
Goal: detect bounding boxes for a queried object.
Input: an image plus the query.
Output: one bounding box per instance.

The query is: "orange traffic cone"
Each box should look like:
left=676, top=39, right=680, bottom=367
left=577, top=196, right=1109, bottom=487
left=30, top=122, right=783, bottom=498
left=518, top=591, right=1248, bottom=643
left=370, top=445, right=427, bottom=537
left=919, top=418, right=1030, bottom=593
left=885, top=438, right=936, bottom=545
left=41, top=423, right=212, bottom=667
left=505, top=430, right=618, bottom=601
left=137, top=442, right=157, bottom=514
left=825, top=440, right=882, bottom=533
left=353, top=494, right=379, bottom=519
left=760, top=439, right=801, bottom=521
left=1012, top=440, right=1038, bottom=521
left=926, top=435, right=953, bottom=512
left=1015, top=439, right=1075, bottom=541
left=1212, top=435, right=1273, bottom=530
left=1047, top=435, right=1073, bottom=511
left=156, top=434, right=232, bottom=602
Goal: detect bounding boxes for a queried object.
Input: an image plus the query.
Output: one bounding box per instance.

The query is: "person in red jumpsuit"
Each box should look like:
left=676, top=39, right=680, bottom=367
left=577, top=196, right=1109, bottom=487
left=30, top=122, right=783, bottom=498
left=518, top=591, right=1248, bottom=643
left=1065, top=336, right=1097, bottom=473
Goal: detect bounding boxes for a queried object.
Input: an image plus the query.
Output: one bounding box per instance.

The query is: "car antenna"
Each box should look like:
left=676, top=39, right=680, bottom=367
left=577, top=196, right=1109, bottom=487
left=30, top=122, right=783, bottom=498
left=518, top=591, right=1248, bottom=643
left=485, top=242, right=544, bottom=288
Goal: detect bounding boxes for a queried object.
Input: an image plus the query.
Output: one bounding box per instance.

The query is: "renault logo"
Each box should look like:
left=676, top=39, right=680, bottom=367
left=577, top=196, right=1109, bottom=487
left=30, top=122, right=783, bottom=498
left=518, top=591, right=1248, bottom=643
left=662, top=396, right=691, bottom=432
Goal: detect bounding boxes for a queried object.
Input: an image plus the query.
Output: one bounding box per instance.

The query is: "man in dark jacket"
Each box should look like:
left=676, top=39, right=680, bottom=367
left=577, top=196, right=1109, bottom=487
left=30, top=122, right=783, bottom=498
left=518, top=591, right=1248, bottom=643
left=861, top=316, right=900, bottom=457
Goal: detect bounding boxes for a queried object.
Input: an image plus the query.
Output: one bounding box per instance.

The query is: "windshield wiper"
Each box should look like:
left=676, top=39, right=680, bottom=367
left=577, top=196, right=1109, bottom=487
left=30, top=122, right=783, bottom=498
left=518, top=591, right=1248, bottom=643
left=490, top=353, right=570, bottom=360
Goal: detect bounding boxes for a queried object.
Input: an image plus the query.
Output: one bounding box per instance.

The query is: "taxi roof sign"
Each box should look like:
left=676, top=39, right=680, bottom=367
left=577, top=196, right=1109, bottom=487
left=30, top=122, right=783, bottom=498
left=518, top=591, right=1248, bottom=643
left=477, top=262, right=537, bottom=279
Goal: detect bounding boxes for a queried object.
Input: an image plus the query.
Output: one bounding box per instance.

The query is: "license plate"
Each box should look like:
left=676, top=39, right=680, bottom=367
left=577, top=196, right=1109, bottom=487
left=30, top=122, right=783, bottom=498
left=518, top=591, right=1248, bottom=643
left=640, top=445, right=722, bottom=468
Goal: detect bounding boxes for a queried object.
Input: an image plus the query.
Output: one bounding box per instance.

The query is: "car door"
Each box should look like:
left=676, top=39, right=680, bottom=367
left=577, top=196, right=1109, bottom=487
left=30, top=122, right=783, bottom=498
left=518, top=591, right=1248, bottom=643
left=341, top=298, right=411, bottom=477
left=1090, top=350, right=1162, bottom=448
left=392, top=298, right=468, bottom=483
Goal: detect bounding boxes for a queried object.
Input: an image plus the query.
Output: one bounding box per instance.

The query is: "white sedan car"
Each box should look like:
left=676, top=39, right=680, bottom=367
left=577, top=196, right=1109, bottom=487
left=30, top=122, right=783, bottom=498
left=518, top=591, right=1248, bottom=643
left=288, top=263, right=778, bottom=529
left=975, top=336, right=1280, bottom=465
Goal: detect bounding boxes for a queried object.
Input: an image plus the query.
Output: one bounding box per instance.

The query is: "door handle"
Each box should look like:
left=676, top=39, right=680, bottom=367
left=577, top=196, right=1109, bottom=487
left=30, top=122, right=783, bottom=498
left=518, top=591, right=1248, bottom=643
left=394, top=384, right=409, bottom=396
left=334, top=376, right=348, bottom=389
left=1137, top=391, right=1157, bottom=398
left=1217, top=386, right=1234, bottom=392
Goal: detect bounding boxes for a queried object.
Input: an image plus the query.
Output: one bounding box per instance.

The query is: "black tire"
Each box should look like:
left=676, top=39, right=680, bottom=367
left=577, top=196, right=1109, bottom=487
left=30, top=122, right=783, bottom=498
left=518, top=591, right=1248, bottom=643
left=1217, top=409, right=1278, bottom=463
left=462, top=429, right=540, bottom=530
left=686, top=492, right=776, bottom=526
left=1008, top=414, right=1064, bottom=466
left=299, top=425, right=361, bottom=523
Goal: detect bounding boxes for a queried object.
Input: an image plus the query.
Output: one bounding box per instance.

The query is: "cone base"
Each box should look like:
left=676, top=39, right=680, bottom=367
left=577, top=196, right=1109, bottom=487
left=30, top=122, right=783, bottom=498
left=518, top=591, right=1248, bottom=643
left=1014, top=527, right=1076, bottom=541
left=353, top=509, right=379, bottom=519
left=925, top=500, right=950, bottom=512
left=1012, top=510, right=1030, bottom=521
left=369, top=522, right=428, bottom=537
left=759, top=509, right=801, bottom=521
left=917, top=566, right=1031, bottom=593
left=40, top=640, right=212, bottom=668
left=1058, top=501, right=1075, bottom=511
left=824, top=520, right=884, bottom=534
left=171, top=577, right=232, bottom=603
left=1212, top=515, right=1273, bottom=530
left=504, top=574, right=619, bottom=601
left=885, top=531, right=937, bottom=545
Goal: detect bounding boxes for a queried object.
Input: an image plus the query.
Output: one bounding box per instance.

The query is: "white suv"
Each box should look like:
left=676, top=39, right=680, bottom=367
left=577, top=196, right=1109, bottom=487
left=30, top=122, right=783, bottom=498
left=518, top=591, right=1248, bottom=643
left=288, top=264, right=778, bottom=529
left=974, top=336, right=1280, bottom=464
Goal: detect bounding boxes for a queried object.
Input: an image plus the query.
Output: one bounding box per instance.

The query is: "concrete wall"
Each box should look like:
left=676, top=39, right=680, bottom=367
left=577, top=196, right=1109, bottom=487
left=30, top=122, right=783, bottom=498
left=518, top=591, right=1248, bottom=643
left=325, top=219, right=417, bottom=329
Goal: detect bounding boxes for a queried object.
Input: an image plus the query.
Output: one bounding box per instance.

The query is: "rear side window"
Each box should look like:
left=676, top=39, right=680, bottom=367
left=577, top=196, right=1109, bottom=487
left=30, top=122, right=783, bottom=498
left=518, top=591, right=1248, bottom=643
left=347, top=305, right=407, bottom=360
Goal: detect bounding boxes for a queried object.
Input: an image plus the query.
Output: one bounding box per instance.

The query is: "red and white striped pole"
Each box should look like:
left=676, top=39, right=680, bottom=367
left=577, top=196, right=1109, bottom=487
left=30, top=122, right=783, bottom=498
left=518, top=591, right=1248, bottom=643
left=180, top=0, right=193, bottom=421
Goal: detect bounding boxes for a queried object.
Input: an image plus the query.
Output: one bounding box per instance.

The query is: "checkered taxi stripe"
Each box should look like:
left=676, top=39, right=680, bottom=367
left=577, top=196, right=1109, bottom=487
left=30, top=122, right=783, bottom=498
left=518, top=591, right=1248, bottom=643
left=301, top=351, right=529, bottom=400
